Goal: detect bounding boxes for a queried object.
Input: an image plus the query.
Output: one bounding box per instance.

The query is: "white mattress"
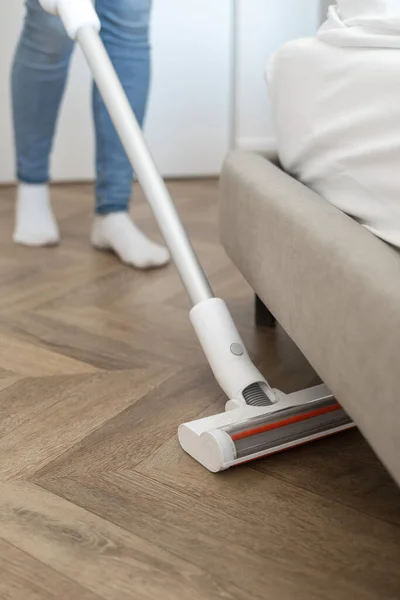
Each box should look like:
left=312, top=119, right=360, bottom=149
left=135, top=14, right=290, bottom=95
left=267, top=0, right=400, bottom=248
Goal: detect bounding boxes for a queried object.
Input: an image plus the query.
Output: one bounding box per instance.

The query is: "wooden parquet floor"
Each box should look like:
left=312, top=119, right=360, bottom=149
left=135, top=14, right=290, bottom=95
left=0, top=180, right=399, bottom=600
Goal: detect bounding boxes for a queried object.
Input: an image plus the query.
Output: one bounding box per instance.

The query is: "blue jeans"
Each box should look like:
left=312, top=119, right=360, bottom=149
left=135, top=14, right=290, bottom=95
left=12, top=0, right=151, bottom=214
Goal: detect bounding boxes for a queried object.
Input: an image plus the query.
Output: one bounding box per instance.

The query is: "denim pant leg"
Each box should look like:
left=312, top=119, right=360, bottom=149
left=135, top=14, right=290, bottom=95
left=11, top=0, right=74, bottom=184
left=93, top=0, right=152, bottom=215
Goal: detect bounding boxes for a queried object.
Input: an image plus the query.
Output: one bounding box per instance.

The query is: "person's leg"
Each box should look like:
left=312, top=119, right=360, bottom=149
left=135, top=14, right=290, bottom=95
left=12, top=0, right=74, bottom=246
left=91, top=0, right=169, bottom=268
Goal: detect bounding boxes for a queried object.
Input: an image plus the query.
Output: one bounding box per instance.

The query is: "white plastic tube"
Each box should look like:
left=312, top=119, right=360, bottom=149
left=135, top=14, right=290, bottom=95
left=76, top=26, right=213, bottom=305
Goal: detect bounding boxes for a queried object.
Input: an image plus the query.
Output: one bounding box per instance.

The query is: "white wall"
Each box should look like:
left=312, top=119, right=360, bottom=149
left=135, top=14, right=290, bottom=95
left=235, top=0, right=321, bottom=152
left=0, top=0, right=232, bottom=183
left=0, top=2, right=24, bottom=184
left=145, top=0, right=233, bottom=177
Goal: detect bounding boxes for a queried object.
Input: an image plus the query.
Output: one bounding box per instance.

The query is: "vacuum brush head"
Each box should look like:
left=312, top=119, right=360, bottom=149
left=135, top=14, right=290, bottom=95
left=178, top=385, right=355, bottom=472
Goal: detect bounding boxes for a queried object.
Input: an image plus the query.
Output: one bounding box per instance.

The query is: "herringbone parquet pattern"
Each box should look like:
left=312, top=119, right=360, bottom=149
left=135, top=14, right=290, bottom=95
left=0, top=180, right=399, bottom=600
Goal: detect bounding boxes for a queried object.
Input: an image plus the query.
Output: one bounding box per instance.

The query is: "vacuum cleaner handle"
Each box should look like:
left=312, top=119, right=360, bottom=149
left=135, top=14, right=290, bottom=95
left=40, top=0, right=276, bottom=405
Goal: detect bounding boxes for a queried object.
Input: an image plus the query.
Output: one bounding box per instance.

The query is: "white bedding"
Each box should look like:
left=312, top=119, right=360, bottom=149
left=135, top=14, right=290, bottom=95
left=268, top=0, right=400, bottom=248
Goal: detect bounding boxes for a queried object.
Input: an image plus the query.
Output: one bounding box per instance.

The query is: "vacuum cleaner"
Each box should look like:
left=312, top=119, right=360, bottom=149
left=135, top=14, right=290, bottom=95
left=40, top=0, right=355, bottom=472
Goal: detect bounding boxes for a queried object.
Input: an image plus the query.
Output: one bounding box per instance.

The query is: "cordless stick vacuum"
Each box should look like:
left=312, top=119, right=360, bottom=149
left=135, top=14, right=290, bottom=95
left=40, top=0, right=355, bottom=472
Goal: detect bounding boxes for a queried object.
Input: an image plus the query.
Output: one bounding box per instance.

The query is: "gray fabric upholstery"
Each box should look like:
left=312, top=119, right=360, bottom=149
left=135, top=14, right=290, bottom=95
left=220, top=151, right=400, bottom=485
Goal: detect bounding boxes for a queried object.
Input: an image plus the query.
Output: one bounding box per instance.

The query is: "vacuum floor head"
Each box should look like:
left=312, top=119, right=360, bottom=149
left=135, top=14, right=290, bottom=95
left=179, top=385, right=355, bottom=472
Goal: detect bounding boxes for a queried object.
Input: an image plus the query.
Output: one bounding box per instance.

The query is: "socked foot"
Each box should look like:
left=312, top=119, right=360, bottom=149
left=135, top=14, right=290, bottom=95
left=91, top=212, right=170, bottom=269
left=13, top=183, right=60, bottom=247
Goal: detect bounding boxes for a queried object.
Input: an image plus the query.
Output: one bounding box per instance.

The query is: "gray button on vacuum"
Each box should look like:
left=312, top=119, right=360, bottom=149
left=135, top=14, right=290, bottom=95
left=230, top=343, right=244, bottom=356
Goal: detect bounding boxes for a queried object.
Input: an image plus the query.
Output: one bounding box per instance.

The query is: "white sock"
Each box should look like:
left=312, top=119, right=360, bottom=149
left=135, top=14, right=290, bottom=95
left=91, top=212, right=170, bottom=269
left=13, top=183, right=60, bottom=247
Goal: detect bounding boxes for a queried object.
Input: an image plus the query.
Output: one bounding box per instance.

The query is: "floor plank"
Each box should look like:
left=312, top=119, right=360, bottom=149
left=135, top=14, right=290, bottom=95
left=0, top=482, right=247, bottom=600
left=0, top=328, right=101, bottom=377
left=0, top=368, right=172, bottom=480
left=253, top=429, right=400, bottom=526
left=0, top=538, right=101, bottom=600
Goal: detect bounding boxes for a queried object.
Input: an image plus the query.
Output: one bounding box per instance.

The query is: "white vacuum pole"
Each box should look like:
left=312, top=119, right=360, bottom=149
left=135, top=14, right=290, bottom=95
left=39, top=0, right=276, bottom=406
left=77, top=28, right=216, bottom=306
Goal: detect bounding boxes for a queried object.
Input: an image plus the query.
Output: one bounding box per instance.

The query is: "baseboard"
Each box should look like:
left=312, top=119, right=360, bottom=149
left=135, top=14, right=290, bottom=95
left=235, top=136, right=276, bottom=154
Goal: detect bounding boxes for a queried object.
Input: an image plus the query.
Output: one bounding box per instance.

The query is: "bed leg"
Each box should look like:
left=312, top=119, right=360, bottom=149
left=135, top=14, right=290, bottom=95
left=255, top=295, right=276, bottom=328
